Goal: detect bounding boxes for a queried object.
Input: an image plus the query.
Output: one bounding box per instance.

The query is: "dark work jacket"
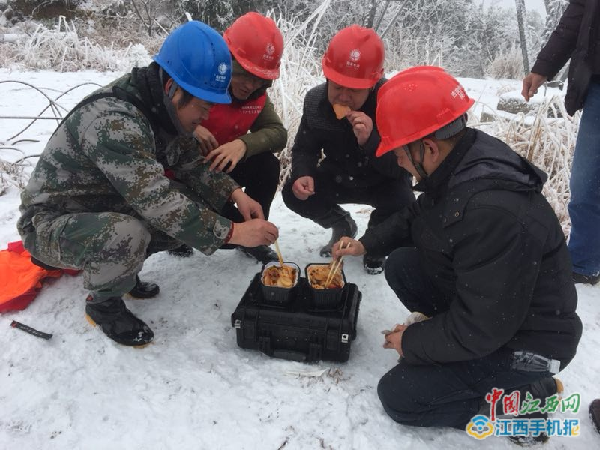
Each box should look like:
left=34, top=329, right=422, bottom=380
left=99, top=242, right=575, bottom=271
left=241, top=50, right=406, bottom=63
left=290, top=80, right=409, bottom=188
left=531, top=0, right=600, bottom=115
left=361, top=129, right=582, bottom=366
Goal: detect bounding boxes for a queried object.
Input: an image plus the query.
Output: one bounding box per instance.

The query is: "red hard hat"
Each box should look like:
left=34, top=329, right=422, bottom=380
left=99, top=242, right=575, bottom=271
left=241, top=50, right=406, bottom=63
left=223, top=12, right=283, bottom=80
left=322, top=25, right=384, bottom=89
left=375, top=66, right=475, bottom=157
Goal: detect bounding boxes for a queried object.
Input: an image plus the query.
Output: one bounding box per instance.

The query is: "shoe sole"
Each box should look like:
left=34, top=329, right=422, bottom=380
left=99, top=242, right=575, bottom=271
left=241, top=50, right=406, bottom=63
left=125, top=291, right=159, bottom=300
left=364, top=267, right=384, bottom=275
left=555, top=378, right=564, bottom=396
left=85, top=314, right=152, bottom=349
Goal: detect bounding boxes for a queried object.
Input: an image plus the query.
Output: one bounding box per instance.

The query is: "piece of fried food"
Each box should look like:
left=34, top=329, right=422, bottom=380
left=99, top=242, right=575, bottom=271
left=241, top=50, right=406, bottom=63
left=307, top=264, right=344, bottom=289
left=262, top=265, right=296, bottom=288
left=333, top=103, right=351, bottom=120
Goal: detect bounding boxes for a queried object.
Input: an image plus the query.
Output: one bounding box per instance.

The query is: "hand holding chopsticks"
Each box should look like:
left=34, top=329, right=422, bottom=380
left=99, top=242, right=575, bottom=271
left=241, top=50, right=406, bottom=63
left=325, top=241, right=350, bottom=287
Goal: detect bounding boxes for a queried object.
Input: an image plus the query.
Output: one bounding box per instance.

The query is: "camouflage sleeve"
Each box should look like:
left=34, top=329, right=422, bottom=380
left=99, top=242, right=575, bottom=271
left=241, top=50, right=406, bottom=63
left=75, top=105, right=233, bottom=255
left=166, top=136, right=240, bottom=213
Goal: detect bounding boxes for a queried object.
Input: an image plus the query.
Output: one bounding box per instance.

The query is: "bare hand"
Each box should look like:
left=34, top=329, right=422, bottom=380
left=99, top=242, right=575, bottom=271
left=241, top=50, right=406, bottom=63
left=346, top=111, right=373, bottom=146
left=194, top=125, right=219, bottom=156
left=206, top=139, right=247, bottom=173
left=331, top=238, right=365, bottom=259
left=291, top=176, right=315, bottom=200
left=228, top=219, right=279, bottom=247
left=383, top=324, right=407, bottom=356
left=231, top=188, right=265, bottom=221
left=522, top=73, right=548, bottom=102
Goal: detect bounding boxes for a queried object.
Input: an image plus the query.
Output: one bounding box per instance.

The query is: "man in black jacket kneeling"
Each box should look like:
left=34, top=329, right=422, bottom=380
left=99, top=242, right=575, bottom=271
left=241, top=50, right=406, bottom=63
left=332, top=67, right=582, bottom=433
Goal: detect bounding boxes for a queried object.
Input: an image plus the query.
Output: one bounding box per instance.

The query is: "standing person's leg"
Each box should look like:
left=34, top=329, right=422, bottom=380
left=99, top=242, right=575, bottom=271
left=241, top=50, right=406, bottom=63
left=568, top=80, right=600, bottom=284
left=282, top=169, right=359, bottom=257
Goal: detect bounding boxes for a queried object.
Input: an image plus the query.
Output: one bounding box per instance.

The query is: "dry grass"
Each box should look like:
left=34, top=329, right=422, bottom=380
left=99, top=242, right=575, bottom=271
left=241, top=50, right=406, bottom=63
left=1, top=17, right=155, bottom=72
left=0, top=10, right=579, bottom=237
left=481, top=96, right=578, bottom=235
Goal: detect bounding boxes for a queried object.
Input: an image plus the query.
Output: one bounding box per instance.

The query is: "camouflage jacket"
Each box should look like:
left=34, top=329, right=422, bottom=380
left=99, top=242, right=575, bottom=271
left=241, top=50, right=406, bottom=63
left=18, top=67, right=238, bottom=255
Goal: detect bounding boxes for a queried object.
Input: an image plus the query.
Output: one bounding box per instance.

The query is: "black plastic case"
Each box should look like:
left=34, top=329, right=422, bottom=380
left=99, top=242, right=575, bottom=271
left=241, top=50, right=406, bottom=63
left=232, top=273, right=361, bottom=362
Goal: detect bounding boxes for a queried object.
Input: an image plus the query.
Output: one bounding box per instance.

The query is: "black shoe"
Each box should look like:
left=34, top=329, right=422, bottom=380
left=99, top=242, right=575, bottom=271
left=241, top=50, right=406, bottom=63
left=508, top=420, right=549, bottom=446
left=168, top=244, right=193, bottom=257
left=506, top=377, right=563, bottom=446
left=239, top=245, right=279, bottom=264
left=319, top=215, right=358, bottom=257
left=572, top=271, right=599, bottom=285
left=128, top=276, right=160, bottom=299
left=590, top=399, right=600, bottom=434
left=85, top=296, right=154, bottom=347
left=364, top=255, right=385, bottom=274
left=30, top=256, right=60, bottom=270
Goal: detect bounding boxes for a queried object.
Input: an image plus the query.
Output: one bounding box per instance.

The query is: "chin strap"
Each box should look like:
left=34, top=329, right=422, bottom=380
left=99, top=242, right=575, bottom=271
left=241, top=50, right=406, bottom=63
left=403, top=140, right=428, bottom=180
left=159, top=68, right=192, bottom=137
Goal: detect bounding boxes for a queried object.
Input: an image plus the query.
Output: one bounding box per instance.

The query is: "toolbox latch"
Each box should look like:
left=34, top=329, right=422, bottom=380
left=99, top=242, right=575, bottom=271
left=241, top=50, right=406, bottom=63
left=234, top=319, right=242, bottom=329
left=341, top=333, right=349, bottom=344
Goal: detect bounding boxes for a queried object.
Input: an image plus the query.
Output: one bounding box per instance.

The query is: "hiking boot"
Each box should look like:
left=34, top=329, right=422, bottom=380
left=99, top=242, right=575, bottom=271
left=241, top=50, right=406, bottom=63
left=507, top=377, right=563, bottom=446
left=478, top=377, right=563, bottom=418
left=128, top=275, right=160, bottom=299
left=364, top=255, right=385, bottom=274
left=319, top=214, right=358, bottom=257
left=508, top=415, right=549, bottom=446
left=239, top=245, right=279, bottom=264
left=168, top=244, right=193, bottom=257
left=590, top=399, right=600, bottom=434
left=85, top=296, right=154, bottom=347
left=572, top=271, right=599, bottom=285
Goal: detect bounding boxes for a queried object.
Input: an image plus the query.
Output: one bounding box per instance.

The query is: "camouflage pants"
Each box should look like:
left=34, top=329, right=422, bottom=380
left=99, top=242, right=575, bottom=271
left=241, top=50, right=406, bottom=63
left=22, top=212, right=180, bottom=303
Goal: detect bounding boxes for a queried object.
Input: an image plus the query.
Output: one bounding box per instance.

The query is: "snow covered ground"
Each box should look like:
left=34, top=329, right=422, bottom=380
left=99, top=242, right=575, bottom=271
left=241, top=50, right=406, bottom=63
left=1, top=70, right=599, bottom=449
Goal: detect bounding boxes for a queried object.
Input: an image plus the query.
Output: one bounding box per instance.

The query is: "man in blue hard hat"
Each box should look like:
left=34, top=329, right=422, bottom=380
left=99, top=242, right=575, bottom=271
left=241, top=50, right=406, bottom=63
left=17, top=21, right=279, bottom=347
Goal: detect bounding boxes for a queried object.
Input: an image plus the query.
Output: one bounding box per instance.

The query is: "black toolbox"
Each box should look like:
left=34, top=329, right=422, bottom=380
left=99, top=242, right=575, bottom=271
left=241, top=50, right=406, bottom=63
left=231, top=273, right=361, bottom=362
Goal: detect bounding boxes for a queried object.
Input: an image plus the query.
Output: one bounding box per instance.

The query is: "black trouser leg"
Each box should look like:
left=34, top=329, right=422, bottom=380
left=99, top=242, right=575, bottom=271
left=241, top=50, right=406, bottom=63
left=377, top=348, right=553, bottom=429
left=384, top=247, right=452, bottom=316
left=227, top=152, right=280, bottom=220
left=283, top=169, right=415, bottom=228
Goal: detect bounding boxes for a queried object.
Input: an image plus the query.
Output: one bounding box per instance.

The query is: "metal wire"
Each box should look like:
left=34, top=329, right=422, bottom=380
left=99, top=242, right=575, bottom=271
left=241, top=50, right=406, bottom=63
left=0, top=80, right=101, bottom=143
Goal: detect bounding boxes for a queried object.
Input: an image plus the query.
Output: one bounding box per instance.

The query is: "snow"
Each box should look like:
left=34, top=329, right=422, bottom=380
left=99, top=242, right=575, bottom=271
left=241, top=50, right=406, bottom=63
left=1, top=70, right=599, bottom=449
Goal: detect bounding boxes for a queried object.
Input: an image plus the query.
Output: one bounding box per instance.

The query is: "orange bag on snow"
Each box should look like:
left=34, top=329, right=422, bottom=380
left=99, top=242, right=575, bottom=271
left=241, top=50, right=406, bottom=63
left=0, top=241, right=77, bottom=312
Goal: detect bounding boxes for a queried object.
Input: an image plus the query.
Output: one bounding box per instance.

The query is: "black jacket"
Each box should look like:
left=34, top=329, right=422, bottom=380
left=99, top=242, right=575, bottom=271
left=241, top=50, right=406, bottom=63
left=361, top=129, right=582, bottom=366
left=290, top=80, right=409, bottom=188
left=531, top=0, right=600, bottom=115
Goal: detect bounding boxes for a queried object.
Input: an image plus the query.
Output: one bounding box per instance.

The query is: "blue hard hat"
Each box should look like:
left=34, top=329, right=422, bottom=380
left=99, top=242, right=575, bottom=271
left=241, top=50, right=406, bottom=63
left=153, top=21, right=232, bottom=104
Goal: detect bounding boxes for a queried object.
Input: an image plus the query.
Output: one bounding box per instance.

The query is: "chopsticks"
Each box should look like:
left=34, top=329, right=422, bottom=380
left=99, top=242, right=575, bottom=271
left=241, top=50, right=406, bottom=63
left=274, top=240, right=285, bottom=268
left=325, top=241, right=349, bottom=287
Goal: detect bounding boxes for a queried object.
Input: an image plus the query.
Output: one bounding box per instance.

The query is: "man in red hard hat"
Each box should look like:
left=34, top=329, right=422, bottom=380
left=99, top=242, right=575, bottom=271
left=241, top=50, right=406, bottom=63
left=333, top=66, right=581, bottom=438
left=282, top=25, right=414, bottom=274
left=169, top=12, right=287, bottom=264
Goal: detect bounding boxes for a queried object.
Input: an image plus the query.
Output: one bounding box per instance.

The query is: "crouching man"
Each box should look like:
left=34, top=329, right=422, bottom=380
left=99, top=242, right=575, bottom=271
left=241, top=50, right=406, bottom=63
left=333, top=67, right=582, bottom=434
left=17, top=21, right=278, bottom=347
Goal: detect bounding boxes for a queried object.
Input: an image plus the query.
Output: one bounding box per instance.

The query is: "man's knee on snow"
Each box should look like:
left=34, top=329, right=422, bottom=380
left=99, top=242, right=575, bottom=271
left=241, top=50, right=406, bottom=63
left=377, top=366, right=425, bottom=425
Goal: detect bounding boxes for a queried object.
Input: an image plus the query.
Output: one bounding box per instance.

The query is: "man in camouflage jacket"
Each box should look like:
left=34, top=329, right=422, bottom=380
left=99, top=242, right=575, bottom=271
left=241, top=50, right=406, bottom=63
left=17, top=21, right=279, bottom=347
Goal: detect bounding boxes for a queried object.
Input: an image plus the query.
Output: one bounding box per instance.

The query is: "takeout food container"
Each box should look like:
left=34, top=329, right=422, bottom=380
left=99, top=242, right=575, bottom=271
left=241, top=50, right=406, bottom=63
left=260, top=261, right=300, bottom=305
left=305, top=263, right=346, bottom=309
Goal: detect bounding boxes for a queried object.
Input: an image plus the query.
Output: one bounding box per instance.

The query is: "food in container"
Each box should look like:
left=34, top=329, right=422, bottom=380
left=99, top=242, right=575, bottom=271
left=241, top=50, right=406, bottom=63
left=260, top=262, right=300, bottom=305
left=307, top=263, right=344, bottom=289
left=262, top=264, right=297, bottom=288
